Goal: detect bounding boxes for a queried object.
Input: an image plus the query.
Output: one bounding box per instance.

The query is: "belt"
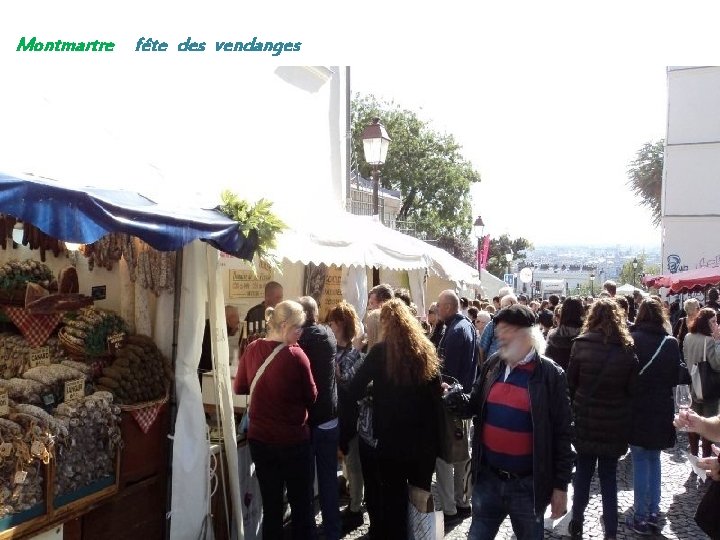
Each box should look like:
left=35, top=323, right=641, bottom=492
left=485, top=464, right=532, bottom=481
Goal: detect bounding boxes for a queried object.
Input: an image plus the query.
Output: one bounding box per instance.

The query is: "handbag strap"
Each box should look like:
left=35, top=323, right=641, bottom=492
left=639, top=336, right=671, bottom=376
left=248, top=343, right=285, bottom=410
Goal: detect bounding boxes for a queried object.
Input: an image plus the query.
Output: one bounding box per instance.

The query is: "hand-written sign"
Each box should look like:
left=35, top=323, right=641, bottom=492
left=64, top=378, right=85, bottom=403
left=319, top=266, right=343, bottom=321
left=14, top=471, right=27, bottom=485
left=0, top=393, right=8, bottom=417
left=107, top=333, right=125, bottom=354
left=29, top=347, right=50, bottom=368
left=229, top=261, right=273, bottom=299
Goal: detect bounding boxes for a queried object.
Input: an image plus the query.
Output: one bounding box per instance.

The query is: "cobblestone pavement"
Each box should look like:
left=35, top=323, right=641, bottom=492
left=325, top=434, right=710, bottom=539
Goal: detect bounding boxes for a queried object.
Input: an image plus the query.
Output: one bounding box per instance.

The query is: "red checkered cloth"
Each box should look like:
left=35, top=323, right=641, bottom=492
left=3, top=307, right=62, bottom=347
left=129, top=397, right=168, bottom=434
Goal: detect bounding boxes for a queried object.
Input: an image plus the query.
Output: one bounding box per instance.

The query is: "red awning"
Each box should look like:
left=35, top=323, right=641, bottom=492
left=642, top=267, right=720, bottom=294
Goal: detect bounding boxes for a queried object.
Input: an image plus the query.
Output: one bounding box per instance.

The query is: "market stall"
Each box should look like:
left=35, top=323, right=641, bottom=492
left=0, top=172, right=258, bottom=540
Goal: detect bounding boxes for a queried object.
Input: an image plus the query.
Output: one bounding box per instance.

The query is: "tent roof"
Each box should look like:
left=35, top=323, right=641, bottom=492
left=274, top=210, right=489, bottom=285
left=616, top=283, right=649, bottom=296
left=0, top=172, right=256, bottom=259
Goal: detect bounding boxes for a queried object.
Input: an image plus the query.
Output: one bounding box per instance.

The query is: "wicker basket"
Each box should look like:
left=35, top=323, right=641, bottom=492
left=58, top=327, right=119, bottom=359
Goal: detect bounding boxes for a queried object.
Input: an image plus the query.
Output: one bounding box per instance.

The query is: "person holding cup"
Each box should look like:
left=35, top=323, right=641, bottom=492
left=682, top=307, right=720, bottom=458
left=674, top=410, right=720, bottom=480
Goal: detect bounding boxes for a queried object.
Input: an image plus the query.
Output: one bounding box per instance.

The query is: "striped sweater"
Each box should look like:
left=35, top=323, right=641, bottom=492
left=481, top=359, right=536, bottom=473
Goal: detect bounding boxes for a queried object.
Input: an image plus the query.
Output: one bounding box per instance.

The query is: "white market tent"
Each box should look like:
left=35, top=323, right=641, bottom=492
left=616, top=283, right=649, bottom=297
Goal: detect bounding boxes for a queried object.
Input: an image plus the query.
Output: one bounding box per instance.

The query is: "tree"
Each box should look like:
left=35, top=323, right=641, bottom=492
left=484, top=234, right=533, bottom=279
left=627, top=140, right=664, bottom=226
left=351, top=95, right=481, bottom=255
left=618, top=255, right=660, bottom=288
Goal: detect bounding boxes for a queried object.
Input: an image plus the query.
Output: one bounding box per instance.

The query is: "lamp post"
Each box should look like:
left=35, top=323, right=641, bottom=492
left=590, top=272, right=595, bottom=297
left=474, top=216, right=485, bottom=297
left=632, top=258, right=638, bottom=287
left=361, top=117, right=391, bottom=286
left=505, top=251, right=513, bottom=283
left=576, top=283, right=581, bottom=294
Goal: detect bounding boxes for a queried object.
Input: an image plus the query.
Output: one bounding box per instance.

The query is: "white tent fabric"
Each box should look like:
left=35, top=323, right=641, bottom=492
left=206, top=246, right=243, bottom=540
left=616, top=283, right=649, bottom=297
left=170, top=241, right=212, bottom=540
left=275, top=211, right=431, bottom=271
left=341, top=265, right=368, bottom=318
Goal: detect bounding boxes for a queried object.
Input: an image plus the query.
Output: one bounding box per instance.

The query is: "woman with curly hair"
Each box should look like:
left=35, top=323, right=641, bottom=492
left=566, top=298, right=638, bottom=540
left=346, top=299, right=442, bottom=539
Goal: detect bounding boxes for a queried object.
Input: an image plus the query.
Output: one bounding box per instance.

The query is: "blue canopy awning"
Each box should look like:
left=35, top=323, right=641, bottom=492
left=0, top=172, right=257, bottom=259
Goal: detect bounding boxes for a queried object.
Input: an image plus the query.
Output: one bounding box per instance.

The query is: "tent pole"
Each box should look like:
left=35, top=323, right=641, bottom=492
left=165, top=247, right=184, bottom=540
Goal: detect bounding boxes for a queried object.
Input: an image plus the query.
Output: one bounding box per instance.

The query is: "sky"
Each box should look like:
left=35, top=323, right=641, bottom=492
left=352, top=62, right=667, bottom=248
left=1, top=0, right=719, bottom=251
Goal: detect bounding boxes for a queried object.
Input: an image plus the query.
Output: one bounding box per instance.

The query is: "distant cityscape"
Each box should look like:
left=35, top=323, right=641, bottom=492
left=503, top=243, right=662, bottom=297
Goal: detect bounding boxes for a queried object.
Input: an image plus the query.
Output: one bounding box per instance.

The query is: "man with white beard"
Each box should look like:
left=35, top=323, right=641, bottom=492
left=444, top=304, right=573, bottom=540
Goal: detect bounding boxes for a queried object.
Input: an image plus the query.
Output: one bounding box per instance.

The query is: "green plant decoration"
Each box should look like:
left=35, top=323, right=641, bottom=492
left=218, top=191, right=287, bottom=273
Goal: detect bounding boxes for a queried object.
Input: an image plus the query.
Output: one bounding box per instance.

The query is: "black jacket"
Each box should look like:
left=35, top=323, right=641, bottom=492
left=298, top=323, right=337, bottom=427
left=630, top=323, right=683, bottom=450
left=456, top=352, right=574, bottom=515
left=348, top=343, right=441, bottom=463
left=545, top=325, right=582, bottom=372
left=567, top=332, right=637, bottom=458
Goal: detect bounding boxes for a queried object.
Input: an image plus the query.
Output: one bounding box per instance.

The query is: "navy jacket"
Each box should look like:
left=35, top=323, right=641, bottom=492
left=439, top=314, right=477, bottom=391
left=297, top=323, right=337, bottom=427
left=630, top=323, right=683, bottom=449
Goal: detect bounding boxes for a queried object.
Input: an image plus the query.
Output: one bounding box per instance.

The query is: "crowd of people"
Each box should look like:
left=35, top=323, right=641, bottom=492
left=231, top=279, right=720, bottom=540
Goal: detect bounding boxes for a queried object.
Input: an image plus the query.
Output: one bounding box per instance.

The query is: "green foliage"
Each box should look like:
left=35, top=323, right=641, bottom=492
left=484, top=235, right=534, bottom=279
left=218, top=191, right=287, bottom=269
left=627, top=140, right=664, bottom=226
left=351, top=94, right=481, bottom=246
left=618, top=255, right=657, bottom=287
left=435, top=235, right=477, bottom=267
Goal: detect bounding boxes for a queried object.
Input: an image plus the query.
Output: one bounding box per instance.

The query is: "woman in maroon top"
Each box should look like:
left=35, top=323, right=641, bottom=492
left=234, top=300, right=318, bottom=540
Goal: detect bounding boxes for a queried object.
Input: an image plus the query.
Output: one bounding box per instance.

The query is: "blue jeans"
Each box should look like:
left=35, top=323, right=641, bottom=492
left=311, top=424, right=341, bottom=540
left=631, top=446, right=661, bottom=520
left=468, top=468, right=544, bottom=540
left=572, top=454, right=619, bottom=537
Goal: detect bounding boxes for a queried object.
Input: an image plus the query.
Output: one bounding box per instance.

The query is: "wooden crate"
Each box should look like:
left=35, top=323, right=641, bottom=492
left=119, top=403, right=169, bottom=488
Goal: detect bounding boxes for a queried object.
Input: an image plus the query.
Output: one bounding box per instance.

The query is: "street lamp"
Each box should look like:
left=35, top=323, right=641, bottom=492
left=590, top=272, right=595, bottom=297
left=505, top=251, right=513, bottom=279
left=361, top=117, right=391, bottom=286
left=473, top=216, right=485, bottom=295
left=576, top=283, right=581, bottom=294
left=632, top=258, right=638, bottom=287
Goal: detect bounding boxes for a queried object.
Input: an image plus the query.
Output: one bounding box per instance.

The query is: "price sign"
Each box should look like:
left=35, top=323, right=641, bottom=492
left=0, top=393, right=8, bottom=417
left=64, top=378, right=85, bottom=403
left=107, top=333, right=125, bottom=354
left=30, top=441, right=46, bottom=458
left=29, top=347, right=51, bottom=368
left=0, top=443, right=13, bottom=458
left=14, top=471, right=26, bottom=485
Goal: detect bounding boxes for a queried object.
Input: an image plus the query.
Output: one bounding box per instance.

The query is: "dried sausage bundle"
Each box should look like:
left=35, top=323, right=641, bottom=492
left=53, top=392, right=121, bottom=497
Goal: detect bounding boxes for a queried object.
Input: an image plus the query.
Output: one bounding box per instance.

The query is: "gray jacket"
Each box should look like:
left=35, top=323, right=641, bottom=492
left=682, top=333, right=720, bottom=371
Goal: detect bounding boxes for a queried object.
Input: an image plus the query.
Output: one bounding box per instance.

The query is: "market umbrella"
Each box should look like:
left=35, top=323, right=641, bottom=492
left=643, top=267, right=720, bottom=294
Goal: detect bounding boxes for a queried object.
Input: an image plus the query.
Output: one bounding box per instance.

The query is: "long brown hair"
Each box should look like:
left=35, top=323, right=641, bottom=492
left=380, top=299, right=440, bottom=385
left=582, top=297, right=633, bottom=348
